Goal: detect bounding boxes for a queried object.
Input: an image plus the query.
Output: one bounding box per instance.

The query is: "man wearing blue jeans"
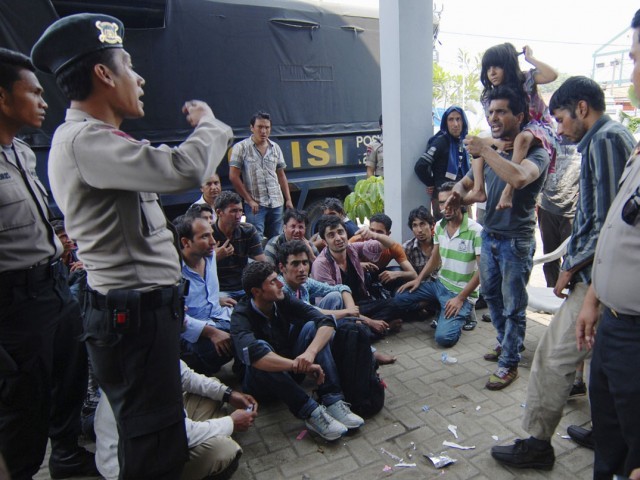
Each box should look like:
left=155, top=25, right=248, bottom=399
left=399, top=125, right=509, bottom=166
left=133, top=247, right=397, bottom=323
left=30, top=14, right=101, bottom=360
left=448, top=85, right=550, bottom=389
left=229, top=111, right=294, bottom=239
left=230, top=261, right=364, bottom=441
left=394, top=182, right=482, bottom=347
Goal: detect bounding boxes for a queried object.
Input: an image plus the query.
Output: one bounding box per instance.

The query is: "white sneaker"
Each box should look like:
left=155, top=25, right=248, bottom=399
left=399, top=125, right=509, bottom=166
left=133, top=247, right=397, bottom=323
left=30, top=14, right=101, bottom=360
left=305, top=405, right=348, bottom=441
left=325, top=400, right=364, bottom=429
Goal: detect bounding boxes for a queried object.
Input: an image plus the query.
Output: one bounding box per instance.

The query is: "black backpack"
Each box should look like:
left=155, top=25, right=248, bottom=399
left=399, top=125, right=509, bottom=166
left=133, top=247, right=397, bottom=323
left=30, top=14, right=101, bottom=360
left=331, top=321, right=385, bottom=418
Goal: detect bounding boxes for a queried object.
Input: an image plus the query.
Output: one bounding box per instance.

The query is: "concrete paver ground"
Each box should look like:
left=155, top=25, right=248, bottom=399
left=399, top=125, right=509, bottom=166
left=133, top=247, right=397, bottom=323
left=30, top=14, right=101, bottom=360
left=35, top=263, right=593, bottom=480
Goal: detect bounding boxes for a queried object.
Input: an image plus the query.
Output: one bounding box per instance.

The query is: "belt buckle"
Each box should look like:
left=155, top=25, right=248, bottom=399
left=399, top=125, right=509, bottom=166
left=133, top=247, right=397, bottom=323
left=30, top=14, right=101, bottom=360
left=610, top=308, right=619, bottom=319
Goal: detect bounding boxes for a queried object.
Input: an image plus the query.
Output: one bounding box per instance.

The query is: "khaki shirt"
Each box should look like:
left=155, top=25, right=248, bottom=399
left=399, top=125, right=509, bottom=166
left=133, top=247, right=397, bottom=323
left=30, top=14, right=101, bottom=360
left=0, top=139, right=62, bottom=271
left=592, top=144, right=640, bottom=315
left=365, top=139, right=383, bottom=176
left=49, top=109, right=233, bottom=294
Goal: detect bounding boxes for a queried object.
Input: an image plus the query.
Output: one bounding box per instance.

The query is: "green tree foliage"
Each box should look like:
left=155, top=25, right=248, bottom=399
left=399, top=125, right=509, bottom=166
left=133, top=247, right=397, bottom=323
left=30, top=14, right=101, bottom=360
left=432, top=49, right=481, bottom=111
left=343, top=176, right=385, bottom=224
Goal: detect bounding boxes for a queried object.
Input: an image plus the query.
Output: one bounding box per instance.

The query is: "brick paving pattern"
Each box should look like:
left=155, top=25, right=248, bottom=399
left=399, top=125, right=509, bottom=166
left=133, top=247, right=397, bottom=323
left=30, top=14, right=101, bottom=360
left=35, top=263, right=594, bottom=479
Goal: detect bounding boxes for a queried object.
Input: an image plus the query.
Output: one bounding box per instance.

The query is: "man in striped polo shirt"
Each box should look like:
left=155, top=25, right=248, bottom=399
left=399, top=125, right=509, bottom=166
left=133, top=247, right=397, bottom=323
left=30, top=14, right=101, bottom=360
left=394, top=182, right=482, bottom=347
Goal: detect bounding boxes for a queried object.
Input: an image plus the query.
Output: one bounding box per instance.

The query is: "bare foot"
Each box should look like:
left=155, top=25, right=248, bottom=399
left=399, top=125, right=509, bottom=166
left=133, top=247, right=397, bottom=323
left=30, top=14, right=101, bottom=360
left=465, top=188, right=487, bottom=204
left=495, top=188, right=513, bottom=210
left=374, top=351, right=397, bottom=365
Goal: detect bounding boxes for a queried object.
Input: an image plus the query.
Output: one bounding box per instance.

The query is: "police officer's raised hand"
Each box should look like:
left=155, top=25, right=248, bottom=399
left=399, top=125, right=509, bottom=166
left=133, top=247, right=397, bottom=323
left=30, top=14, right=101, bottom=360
left=182, top=100, right=214, bottom=127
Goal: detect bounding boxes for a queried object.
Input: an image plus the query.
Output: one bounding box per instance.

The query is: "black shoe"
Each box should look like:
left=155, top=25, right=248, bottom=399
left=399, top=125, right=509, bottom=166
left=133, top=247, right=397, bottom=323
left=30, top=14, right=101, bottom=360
left=49, top=446, right=99, bottom=479
left=568, top=380, right=587, bottom=398
left=462, top=319, right=477, bottom=331
left=567, top=425, right=594, bottom=450
left=491, top=438, right=555, bottom=470
left=481, top=313, right=492, bottom=322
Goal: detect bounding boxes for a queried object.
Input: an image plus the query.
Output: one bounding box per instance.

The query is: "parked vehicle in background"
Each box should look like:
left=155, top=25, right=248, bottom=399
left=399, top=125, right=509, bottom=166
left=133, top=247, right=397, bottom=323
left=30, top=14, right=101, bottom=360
left=1, top=0, right=382, bottom=224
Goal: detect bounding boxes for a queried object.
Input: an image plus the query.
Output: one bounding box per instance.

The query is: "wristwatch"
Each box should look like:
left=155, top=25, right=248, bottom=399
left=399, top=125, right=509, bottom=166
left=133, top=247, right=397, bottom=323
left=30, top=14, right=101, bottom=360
left=222, top=386, right=232, bottom=403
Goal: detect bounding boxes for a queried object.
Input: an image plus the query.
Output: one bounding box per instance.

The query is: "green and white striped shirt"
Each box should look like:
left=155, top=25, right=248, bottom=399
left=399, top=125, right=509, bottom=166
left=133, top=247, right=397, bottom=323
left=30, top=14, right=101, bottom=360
left=434, top=213, right=482, bottom=297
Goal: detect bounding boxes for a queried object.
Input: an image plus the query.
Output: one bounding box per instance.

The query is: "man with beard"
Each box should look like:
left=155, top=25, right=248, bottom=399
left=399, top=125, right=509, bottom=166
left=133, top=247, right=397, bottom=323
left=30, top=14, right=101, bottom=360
left=394, top=182, right=482, bottom=347
left=415, top=106, right=471, bottom=220
left=448, top=86, right=550, bottom=390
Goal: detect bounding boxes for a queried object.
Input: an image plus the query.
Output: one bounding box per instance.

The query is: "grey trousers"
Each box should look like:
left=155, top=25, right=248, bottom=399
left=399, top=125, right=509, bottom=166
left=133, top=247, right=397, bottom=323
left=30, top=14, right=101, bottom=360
left=522, top=282, right=591, bottom=440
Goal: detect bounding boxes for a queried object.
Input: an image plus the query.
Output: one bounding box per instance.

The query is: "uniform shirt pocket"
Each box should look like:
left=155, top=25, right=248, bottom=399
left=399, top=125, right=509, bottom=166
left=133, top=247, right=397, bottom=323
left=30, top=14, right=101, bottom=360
left=139, top=192, right=166, bottom=236
left=0, top=178, right=36, bottom=232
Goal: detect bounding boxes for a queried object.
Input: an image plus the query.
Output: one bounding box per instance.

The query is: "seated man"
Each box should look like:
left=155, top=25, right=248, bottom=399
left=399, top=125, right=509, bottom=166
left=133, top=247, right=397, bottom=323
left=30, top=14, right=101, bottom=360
left=348, top=213, right=417, bottom=291
left=231, top=262, right=364, bottom=441
left=402, top=206, right=438, bottom=279
left=264, top=208, right=319, bottom=264
left=394, top=182, right=482, bottom=347
left=95, top=360, right=257, bottom=480
left=277, top=240, right=396, bottom=365
left=321, top=197, right=359, bottom=238
left=186, top=202, right=215, bottom=225
left=192, top=172, right=223, bottom=223
left=311, top=215, right=402, bottom=337
left=176, top=215, right=236, bottom=375
left=213, top=191, right=267, bottom=299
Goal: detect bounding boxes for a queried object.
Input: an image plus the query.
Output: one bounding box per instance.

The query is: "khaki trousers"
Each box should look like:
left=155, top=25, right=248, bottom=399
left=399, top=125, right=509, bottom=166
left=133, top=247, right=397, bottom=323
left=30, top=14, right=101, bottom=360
left=522, top=282, right=592, bottom=440
left=181, top=393, right=242, bottom=480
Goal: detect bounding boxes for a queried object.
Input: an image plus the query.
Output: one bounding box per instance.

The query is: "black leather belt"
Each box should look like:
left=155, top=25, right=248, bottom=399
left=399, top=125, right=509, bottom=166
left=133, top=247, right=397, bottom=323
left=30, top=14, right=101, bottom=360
left=86, top=281, right=187, bottom=311
left=0, top=259, right=62, bottom=286
left=486, top=232, right=508, bottom=240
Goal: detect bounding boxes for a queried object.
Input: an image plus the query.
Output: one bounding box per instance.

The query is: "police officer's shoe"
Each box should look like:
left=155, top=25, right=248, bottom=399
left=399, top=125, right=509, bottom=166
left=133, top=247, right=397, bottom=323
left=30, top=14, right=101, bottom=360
left=567, top=425, right=594, bottom=450
left=491, top=437, right=555, bottom=470
left=49, top=446, right=99, bottom=479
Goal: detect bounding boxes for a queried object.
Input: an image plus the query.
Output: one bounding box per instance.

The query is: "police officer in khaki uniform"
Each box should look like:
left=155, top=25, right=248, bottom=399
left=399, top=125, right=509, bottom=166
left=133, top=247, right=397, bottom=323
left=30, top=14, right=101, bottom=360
left=32, top=14, right=234, bottom=479
left=0, top=48, right=95, bottom=479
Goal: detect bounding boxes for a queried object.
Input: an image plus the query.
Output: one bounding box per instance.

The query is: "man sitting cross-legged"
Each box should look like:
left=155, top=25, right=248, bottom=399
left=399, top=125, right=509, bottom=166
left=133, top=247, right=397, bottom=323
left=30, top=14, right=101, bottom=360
left=394, top=182, right=482, bottom=347
left=230, top=261, right=364, bottom=441
left=176, top=215, right=236, bottom=376
left=311, top=215, right=403, bottom=338
left=213, top=191, right=267, bottom=299
left=277, top=240, right=396, bottom=365
left=264, top=208, right=319, bottom=264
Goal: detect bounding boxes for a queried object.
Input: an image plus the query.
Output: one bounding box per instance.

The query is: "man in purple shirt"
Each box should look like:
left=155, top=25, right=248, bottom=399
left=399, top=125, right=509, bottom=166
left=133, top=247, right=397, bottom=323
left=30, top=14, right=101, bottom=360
left=176, top=215, right=237, bottom=375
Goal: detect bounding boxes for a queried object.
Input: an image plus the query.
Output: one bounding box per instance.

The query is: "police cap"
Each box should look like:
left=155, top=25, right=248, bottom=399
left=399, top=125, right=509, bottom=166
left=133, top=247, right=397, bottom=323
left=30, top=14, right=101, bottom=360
left=31, top=13, right=124, bottom=75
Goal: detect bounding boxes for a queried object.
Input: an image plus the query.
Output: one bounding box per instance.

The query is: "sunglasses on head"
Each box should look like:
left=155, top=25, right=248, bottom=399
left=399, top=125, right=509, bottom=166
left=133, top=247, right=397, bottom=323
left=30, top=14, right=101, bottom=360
left=621, top=185, right=640, bottom=226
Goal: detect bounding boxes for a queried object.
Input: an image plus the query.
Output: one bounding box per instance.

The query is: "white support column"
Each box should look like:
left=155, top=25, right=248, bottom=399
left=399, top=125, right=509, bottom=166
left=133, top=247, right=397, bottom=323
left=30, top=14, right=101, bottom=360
left=379, top=0, right=433, bottom=242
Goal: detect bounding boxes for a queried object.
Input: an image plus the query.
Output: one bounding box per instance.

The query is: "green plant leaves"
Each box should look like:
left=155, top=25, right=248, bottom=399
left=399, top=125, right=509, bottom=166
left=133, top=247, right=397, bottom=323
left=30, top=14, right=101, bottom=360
left=344, top=176, right=385, bottom=223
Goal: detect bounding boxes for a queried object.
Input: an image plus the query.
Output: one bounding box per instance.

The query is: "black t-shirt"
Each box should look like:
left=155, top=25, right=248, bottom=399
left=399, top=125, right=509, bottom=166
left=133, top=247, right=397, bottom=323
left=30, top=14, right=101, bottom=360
left=340, top=257, right=365, bottom=302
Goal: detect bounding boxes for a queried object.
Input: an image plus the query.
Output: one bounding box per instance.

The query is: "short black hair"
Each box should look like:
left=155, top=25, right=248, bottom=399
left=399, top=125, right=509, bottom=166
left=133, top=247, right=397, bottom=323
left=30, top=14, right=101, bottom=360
left=321, top=197, right=345, bottom=215
left=486, top=85, right=530, bottom=125
left=548, top=76, right=605, bottom=115
left=250, top=111, right=271, bottom=127
left=438, top=181, right=456, bottom=193
left=0, top=48, right=34, bottom=91
left=214, top=190, right=243, bottom=212
left=185, top=203, right=213, bottom=219
left=407, top=206, right=434, bottom=229
left=277, top=240, right=309, bottom=267
left=317, top=214, right=345, bottom=240
left=369, top=213, right=391, bottom=232
left=175, top=215, right=208, bottom=244
left=242, top=261, right=276, bottom=297
left=632, top=9, right=640, bottom=30
left=55, top=48, right=119, bottom=101
left=283, top=208, right=308, bottom=226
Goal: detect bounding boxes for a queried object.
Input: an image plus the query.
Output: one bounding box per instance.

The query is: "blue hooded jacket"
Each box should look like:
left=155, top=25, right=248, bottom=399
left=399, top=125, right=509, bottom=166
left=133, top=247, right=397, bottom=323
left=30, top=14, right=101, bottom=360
left=433, top=106, right=470, bottom=180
